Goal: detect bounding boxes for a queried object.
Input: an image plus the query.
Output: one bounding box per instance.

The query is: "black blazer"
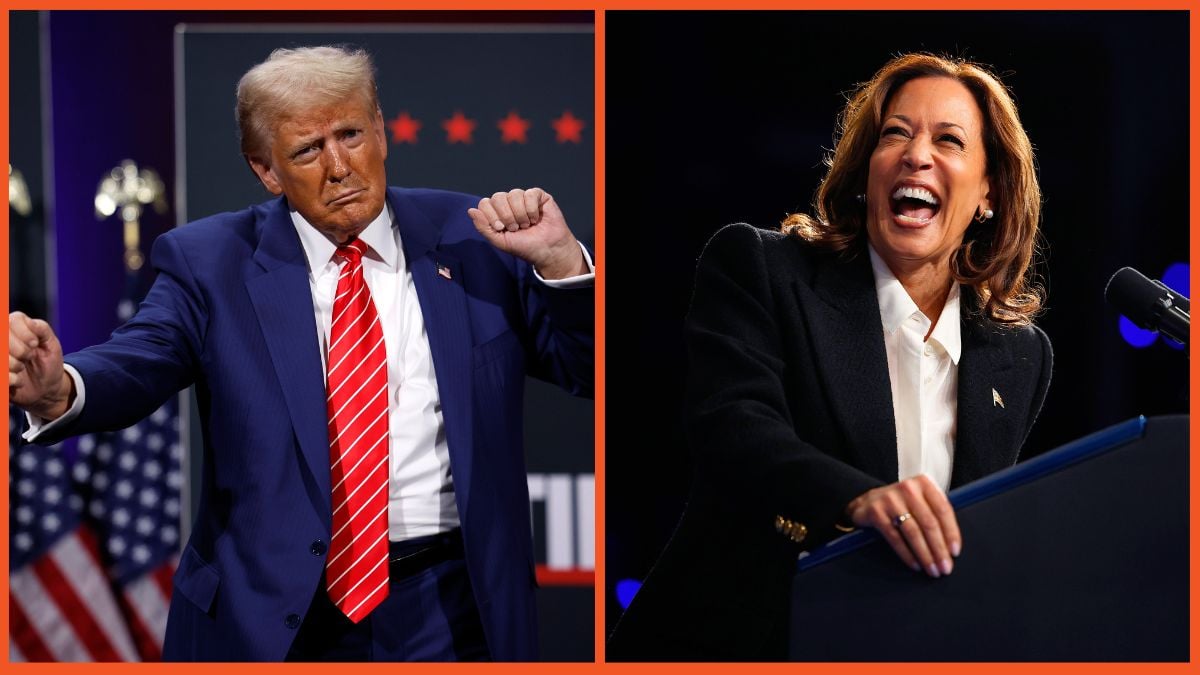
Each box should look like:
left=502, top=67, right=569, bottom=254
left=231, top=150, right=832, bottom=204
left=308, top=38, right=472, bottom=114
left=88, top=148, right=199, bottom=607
left=609, top=223, right=1052, bottom=661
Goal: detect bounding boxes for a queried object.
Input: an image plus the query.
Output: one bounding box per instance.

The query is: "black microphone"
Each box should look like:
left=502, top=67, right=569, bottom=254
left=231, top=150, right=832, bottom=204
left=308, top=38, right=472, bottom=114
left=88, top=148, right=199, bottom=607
left=1104, top=267, right=1190, bottom=346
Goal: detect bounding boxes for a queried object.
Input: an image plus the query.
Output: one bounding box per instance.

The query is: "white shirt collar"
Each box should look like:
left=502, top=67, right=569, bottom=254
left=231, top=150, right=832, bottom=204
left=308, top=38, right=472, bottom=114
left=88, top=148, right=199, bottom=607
left=868, top=244, right=962, bottom=365
left=290, top=203, right=398, bottom=275
left=929, top=282, right=961, bottom=365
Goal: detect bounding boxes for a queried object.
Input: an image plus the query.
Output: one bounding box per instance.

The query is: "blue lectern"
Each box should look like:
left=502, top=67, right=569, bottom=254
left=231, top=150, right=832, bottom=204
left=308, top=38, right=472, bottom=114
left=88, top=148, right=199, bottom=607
left=789, top=415, right=1188, bottom=661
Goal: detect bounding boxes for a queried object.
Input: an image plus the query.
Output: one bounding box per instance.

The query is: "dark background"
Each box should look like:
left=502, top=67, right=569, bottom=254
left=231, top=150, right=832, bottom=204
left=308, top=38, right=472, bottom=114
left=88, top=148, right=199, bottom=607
left=604, top=10, right=1189, bottom=637
left=10, top=10, right=595, bottom=661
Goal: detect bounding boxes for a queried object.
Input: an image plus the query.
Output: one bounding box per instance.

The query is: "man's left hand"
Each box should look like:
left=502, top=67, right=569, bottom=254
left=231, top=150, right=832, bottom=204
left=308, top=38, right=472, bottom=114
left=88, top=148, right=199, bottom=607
left=468, top=188, right=588, bottom=280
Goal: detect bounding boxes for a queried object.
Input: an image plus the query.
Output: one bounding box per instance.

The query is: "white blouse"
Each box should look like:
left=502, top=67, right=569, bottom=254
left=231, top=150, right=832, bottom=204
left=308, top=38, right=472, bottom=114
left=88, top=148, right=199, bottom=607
left=868, top=245, right=961, bottom=492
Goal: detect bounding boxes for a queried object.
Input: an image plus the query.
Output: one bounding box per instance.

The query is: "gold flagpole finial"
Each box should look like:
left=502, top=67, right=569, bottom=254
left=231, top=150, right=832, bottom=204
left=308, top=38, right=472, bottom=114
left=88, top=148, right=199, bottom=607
left=9, top=164, right=32, bottom=217
left=94, top=160, right=168, bottom=272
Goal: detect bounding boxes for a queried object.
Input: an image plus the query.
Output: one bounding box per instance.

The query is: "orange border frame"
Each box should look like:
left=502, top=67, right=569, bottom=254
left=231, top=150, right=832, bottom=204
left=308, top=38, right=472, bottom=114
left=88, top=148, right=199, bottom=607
left=2, top=3, right=1197, bottom=674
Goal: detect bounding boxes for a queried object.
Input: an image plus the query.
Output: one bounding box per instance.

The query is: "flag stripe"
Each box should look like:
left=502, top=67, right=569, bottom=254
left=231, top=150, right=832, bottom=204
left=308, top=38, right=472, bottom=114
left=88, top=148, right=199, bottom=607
left=10, top=318, right=182, bottom=662
left=75, top=524, right=103, bottom=559
left=117, top=584, right=162, bottom=661
left=53, top=530, right=141, bottom=661
left=33, top=544, right=124, bottom=661
left=124, top=568, right=172, bottom=653
left=153, top=560, right=175, bottom=600
left=10, top=564, right=91, bottom=661
left=9, top=593, right=55, bottom=662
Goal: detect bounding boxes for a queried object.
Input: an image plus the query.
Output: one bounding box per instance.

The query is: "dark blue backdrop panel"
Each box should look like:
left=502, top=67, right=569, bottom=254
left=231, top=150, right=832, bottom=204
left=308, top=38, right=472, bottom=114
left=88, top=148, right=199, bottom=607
left=179, top=25, right=594, bottom=661
left=10, top=11, right=47, bottom=319
left=179, top=27, right=593, bottom=245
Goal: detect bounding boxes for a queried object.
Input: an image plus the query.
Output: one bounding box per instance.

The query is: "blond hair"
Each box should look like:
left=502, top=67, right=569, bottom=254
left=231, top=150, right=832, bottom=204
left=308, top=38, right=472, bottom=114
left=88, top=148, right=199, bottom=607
left=236, top=45, right=379, bottom=157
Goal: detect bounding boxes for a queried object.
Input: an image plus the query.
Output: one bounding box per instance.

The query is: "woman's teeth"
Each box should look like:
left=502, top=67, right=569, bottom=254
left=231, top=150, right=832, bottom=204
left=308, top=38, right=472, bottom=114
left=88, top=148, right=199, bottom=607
left=891, top=185, right=939, bottom=225
left=891, top=186, right=939, bottom=205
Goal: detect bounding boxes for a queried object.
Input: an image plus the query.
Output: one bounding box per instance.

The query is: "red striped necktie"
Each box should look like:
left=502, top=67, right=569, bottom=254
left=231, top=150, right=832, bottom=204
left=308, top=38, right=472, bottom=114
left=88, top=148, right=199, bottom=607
left=324, top=238, right=390, bottom=623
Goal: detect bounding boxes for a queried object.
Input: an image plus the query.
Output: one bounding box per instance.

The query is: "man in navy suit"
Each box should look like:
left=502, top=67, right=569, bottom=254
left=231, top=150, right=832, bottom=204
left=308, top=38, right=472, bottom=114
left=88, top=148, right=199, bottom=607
left=9, top=45, right=593, bottom=661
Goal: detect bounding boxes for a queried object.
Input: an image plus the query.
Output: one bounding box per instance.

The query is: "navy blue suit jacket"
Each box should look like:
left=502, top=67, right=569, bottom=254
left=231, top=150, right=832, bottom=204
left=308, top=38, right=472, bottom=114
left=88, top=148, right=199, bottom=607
left=57, top=187, right=594, bottom=660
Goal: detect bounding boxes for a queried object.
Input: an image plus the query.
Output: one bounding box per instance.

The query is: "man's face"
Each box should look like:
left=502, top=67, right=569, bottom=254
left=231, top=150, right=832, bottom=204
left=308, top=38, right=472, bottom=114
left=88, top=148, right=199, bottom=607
left=248, top=96, right=389, bottom=243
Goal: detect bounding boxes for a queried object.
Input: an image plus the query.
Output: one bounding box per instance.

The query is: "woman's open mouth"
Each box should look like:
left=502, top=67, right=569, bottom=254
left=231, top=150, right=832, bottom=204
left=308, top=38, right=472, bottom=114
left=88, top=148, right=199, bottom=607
left=889, top=185, right=940, bottom=227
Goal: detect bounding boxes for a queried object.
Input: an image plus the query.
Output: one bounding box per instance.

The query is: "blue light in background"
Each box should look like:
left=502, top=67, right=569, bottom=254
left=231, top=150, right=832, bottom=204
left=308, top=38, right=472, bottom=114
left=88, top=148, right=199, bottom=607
left=1161, top=263, right=1189, bottom=297
left=1117, top=262, right=1188, bottom=349
left=1118, top=315, right=1158, bottom=348
left=615, top=579, right=643, bottom=610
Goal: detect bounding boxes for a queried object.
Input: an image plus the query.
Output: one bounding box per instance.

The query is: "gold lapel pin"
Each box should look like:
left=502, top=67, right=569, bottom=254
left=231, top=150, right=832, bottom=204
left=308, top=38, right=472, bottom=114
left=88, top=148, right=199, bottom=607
left=992, top=388, right=1005, bottom=408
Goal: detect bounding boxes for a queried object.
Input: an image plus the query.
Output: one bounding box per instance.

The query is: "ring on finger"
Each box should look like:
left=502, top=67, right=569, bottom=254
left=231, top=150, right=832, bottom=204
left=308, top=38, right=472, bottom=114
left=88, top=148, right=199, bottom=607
left=892, top=512, right=913, bottom=527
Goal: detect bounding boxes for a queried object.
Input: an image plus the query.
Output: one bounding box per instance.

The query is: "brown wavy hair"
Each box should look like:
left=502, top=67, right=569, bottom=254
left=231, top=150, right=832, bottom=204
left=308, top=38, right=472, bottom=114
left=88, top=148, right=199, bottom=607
left=783, top=53, right=1043, bottom=326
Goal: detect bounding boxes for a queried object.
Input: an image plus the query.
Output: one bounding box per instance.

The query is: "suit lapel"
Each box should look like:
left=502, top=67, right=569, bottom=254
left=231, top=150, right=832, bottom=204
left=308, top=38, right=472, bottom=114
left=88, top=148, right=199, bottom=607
left=796, top=248, right=1023, bottom=488
left=799, top=250, right=899, bottom=483
left=951, top=307, right=1016, bottom=488
left=244, top=198, right=332, bottom=514
left=388, top=189, right=477, bottom=515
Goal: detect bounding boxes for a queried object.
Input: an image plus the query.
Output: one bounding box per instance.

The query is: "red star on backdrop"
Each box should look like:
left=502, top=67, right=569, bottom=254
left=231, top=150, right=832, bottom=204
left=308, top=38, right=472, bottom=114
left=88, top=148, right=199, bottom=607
left=442, top=111, right=477, bottom=144
left=387, top=112, right=421, bottom=144
left=497, top=110, right=531, bottom=144
left=551, top=111, right=586, bottom=144
left=388, top=111, right=422, bottom=144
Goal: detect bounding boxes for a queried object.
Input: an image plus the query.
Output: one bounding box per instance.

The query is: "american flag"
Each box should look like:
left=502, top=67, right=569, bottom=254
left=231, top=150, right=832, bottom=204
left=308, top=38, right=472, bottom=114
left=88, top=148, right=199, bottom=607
left=9, top=398, right=181, bottom=661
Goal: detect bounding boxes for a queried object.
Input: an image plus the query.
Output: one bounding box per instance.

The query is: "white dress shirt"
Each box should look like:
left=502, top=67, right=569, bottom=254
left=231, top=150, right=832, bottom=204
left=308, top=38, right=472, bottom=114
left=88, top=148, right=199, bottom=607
left=295, top=205, right=457, bottom=540
left=294, top=205, right=594, bottom=540
left=868, top=245, right=961, bottom=492
left=28, top=202, right=595, bottom=543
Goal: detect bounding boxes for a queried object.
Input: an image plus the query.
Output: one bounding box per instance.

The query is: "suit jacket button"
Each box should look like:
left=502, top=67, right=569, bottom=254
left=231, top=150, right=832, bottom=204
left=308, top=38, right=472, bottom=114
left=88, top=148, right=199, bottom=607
left=310, top=540, right=327, bottom=556
left=285, top=613, right=302, bottom=629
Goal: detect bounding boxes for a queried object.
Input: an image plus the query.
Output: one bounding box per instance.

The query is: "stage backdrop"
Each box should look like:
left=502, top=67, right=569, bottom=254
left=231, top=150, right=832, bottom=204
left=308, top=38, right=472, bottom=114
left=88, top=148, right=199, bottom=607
left=604, top=10, right=1190, bottom=641
left=9, top=11, right=593, bottom=663
left=177, top=24, right=595, bottom=661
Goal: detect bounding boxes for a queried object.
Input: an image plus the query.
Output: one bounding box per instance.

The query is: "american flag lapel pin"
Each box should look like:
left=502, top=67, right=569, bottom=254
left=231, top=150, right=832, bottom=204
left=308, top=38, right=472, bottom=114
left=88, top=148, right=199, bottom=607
left=436, top=262, right=453, bottom=280
left=992, top=388, right=1004, bottom=408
